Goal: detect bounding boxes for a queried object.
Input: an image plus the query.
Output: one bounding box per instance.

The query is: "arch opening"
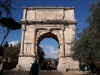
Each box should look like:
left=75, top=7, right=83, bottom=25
left=37, top=32, right=59, bottom=69
left=37, top=32, right=59, bottom=45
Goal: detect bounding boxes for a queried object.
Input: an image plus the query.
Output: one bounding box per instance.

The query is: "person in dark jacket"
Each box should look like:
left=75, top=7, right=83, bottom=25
left=47, top=63, right=52, bottom=72
left=89, top=63, right=96, bottom=73
left=0, top=61, right=3, bottom=75
left=29, top=61, right=39, bottom=75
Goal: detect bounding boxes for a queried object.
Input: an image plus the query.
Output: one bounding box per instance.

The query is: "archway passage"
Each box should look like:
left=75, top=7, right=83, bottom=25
left=17, top=7, right=79, bottom=71
left=37, top=32, right=59, bottom=69
left=40, top=38, right=58, bottom=59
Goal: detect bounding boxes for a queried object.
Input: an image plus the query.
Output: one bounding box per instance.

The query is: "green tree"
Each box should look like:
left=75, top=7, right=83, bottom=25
left=4, top=42, right=20, bottom=62
left=71, top=0, right=100, bottom=65
left=3, top=41, right=9, bottom=49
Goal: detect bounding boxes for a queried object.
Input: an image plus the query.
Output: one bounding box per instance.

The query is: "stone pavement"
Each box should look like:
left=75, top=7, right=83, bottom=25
left=3, top=70, right=91, bottom=75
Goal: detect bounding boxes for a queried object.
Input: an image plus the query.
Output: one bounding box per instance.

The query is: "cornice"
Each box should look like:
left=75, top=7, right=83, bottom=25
left=22, top=6, right=75, bottom=10
left=21, top=19, right=77, bottom=25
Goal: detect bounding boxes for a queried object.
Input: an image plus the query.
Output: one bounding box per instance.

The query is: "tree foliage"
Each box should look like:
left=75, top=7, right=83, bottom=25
left=3, top=41, right=9, bottom=49
left=0, top=45, right=3, bottom=56
left=0, top=0, right=15, bottom=17
left=38, top=47, right=45, bottom=65
left=0, top=0, right=21, bottom=46
left=71, top=0, right=100, bottom=65
left=3, top=42, right=20, bottom=62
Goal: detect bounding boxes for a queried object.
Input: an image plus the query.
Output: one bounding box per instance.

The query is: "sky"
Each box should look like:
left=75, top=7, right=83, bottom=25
left=0, top=0, right=96, bottom=59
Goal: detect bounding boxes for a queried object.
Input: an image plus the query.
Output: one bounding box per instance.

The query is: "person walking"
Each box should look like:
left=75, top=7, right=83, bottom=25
left=29, top=61, right=39, bottom=75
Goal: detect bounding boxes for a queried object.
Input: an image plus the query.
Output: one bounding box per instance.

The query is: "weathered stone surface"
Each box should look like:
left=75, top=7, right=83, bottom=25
left=17, top=7, right=79, bottom=72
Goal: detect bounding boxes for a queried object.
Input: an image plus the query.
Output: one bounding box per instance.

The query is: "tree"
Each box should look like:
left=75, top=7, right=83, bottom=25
left=0, top=0, right=15, bottom=17
left=3, top=41, right=9, bottom=49
left=0, top=0, right=21, bottom=46
left=0, top=17, right=21, bottom=46
left=0, top=45, right=3, bottom=56
left=71, top=0, right=100, bottom=66
left=38, top=47, right=45, bottom=65
left=4, top=42, right=20, bottom=62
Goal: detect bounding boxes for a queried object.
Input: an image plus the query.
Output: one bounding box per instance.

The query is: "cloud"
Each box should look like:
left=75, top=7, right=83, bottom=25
left=41, top=45, right=58, bottom=59
left=9, top=40, right=19, bottom=46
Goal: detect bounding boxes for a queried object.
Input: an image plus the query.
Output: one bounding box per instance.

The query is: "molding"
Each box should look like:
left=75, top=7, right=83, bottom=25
left=18, top=54, right=35, bottom=57
left=21, top=19, right=77, bottom=25
left=22, top=7, right=75, bottom=10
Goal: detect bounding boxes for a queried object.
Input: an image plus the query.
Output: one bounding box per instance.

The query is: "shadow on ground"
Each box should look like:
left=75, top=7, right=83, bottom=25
left=3, top=70, right=63, bottom=75
left=4, top=70, right=95, bottom=75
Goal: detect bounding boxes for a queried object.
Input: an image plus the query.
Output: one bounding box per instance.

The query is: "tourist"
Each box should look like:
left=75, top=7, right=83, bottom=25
left=47, top=63, right=52, bottom=72
left=79, top=63, right=82, bottom=71
left=47, top=63, right=49, bottom=72
left=0, top=61, right=3, bottom=75
left=49, top=63, right=52, bottom=72
left=29, top=61, right=39, bottom=75
left=89, top=63, right=96, bottom=74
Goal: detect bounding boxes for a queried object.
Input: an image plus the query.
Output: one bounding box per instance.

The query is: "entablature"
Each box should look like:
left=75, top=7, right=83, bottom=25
left=21, top=19, right=77, bottom=25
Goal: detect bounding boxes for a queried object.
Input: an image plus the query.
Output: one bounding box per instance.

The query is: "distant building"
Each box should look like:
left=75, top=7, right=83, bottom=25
left=44, top=58, right=58, bottom=68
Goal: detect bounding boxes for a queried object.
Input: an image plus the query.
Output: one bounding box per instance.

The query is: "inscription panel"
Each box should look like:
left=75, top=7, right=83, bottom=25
left=35, top=9, right=63, bottom=20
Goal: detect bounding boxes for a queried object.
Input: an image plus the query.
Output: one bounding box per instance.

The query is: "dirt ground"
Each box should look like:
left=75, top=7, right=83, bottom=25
left=3, top=70, right=92, bottom=75
left=62, top=71, right=91, bottom=75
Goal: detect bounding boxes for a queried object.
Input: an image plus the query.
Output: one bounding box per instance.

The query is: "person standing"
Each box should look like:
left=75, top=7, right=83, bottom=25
left=49, top=63, right=52, bottom=72
left=47, top=63, right=50, bottom=72
left=47, top=63, right=52, bottom=72
left=89, top=63, right=96, bottom=74
left=0, top=61, right=3, bottom=75
left=29, top=61, right=39, bottom=75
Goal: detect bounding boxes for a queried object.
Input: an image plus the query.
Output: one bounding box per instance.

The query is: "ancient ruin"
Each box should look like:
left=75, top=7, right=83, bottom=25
left=17, top=7, right=79, bottom=71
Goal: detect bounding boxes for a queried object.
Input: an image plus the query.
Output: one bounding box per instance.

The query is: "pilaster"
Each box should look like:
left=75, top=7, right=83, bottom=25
left=19, top=25, right=25, bottom=55
left=32, top=28, right=36, bottom=56
left=61, top=28, right=65, bottom=57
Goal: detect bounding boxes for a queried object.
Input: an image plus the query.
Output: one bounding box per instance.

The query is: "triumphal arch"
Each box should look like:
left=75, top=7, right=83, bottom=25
left=17, top=7, right=79, bottom=71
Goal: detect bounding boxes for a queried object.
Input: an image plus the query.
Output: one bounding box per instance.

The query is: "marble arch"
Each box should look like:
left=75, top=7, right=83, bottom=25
left=17, top=7, right=79, bottom=71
